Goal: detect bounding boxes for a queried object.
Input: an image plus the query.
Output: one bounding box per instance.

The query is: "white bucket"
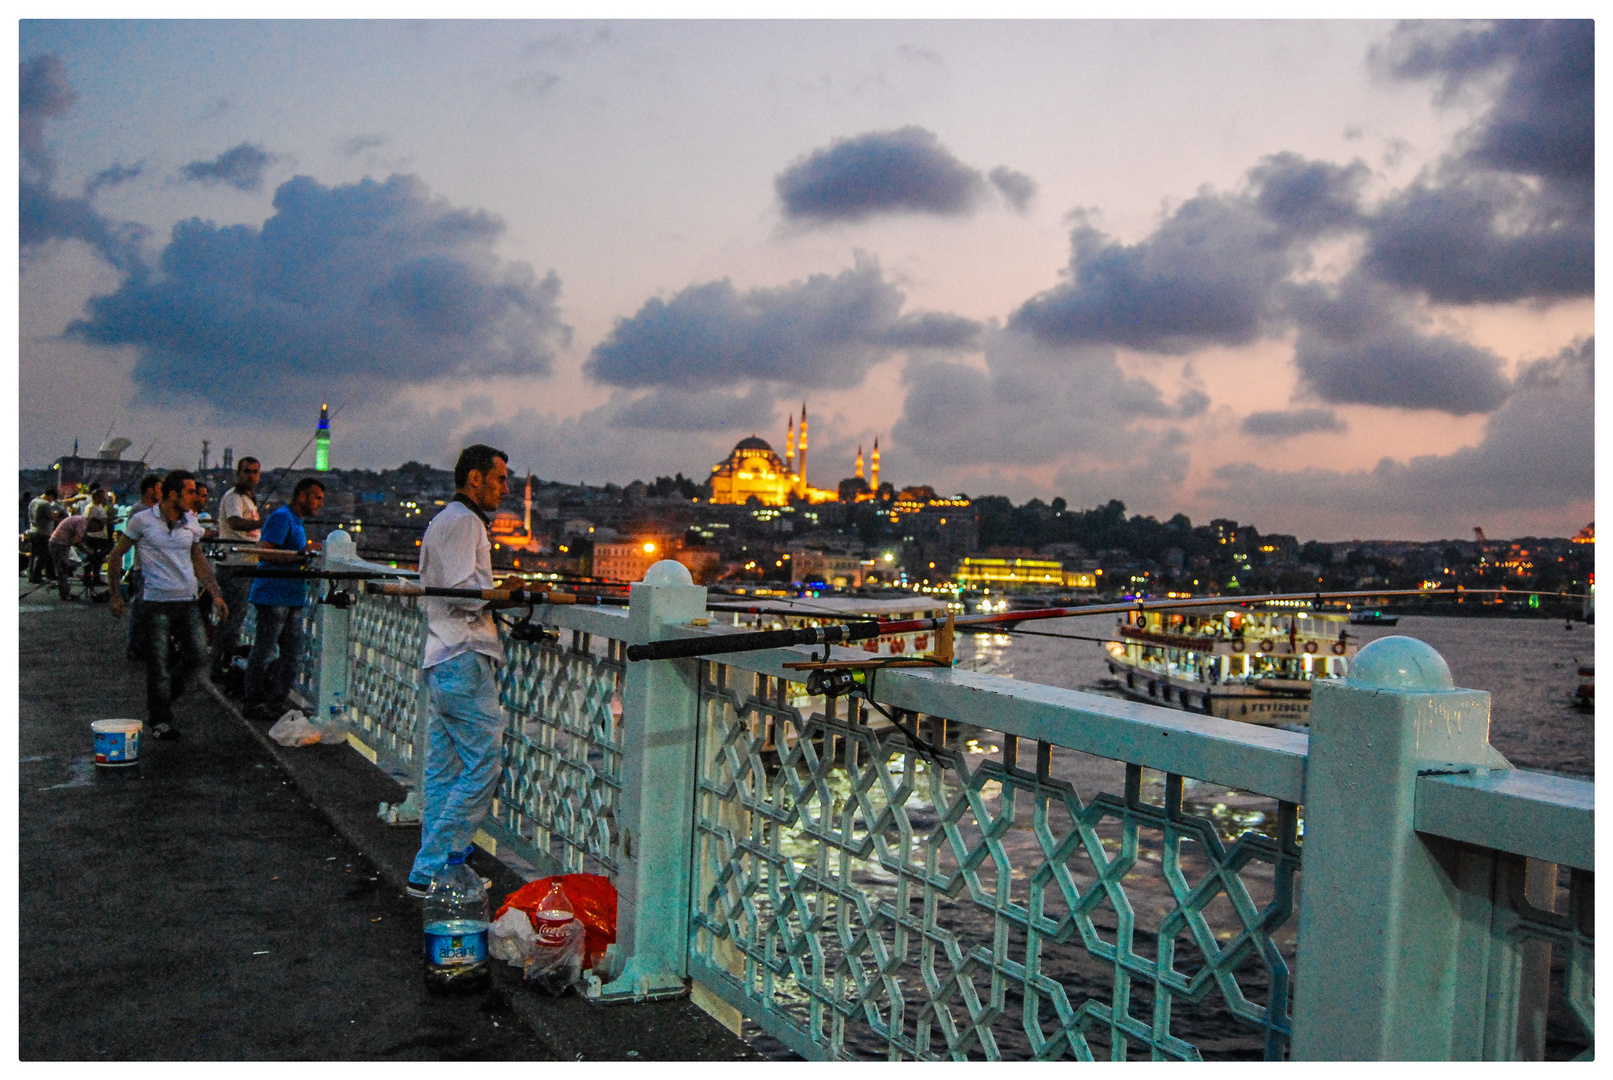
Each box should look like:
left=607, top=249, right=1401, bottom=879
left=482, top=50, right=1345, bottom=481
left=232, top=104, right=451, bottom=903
left=92, top=719, right=143, bottom=767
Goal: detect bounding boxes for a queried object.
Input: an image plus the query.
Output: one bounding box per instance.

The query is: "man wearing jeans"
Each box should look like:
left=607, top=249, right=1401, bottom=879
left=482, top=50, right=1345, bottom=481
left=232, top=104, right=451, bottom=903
left=211, top=456, right=262, bottom=684
left=243, top=478, right=324, bottom=721
left=406, top=444, right=518, bottom=896
left=105, top=471, right=227, bottom=741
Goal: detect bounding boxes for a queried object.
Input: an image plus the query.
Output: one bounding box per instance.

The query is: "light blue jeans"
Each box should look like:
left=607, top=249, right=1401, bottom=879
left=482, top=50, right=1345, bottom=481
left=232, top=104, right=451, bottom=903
left=409, top=651, right=506, bottom=885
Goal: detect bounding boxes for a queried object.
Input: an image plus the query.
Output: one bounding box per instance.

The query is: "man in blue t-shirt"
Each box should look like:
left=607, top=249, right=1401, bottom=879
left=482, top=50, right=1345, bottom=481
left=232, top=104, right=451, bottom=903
left=244, top=478, right=324, bottom=721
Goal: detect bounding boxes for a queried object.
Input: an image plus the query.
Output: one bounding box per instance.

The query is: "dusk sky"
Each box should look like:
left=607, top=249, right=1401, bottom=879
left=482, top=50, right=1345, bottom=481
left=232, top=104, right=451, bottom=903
left=16, top=19, right=1594, bottom=541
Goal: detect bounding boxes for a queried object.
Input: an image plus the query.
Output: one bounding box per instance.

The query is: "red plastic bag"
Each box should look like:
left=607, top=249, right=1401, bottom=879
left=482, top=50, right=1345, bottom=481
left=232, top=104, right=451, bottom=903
left=496, top=873, right=617, bottom=971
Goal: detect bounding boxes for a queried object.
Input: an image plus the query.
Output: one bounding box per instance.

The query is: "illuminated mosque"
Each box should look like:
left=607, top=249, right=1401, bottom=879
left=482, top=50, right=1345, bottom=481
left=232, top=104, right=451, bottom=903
left=708, top=403, right=841, bottom=506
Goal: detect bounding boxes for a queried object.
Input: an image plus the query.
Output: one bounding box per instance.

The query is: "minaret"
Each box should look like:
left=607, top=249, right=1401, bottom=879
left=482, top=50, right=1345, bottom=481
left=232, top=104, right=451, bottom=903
left=786, top=412, right=796, bottom=472
left=855, top=444, right=864, bottom=481
left=871, top=436, right=880, bottom=492
left=796, top=402, right=808, bottom=499
left=314, top=404, right=331, bottom=471
left=523, top=473, right=533, bottom=538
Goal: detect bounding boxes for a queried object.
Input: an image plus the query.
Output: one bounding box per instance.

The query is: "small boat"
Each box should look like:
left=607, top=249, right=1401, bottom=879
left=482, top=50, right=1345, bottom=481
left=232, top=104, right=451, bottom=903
left=1104, top=606, right=1356, bottom=726
left=1349, top=609, right=1399, bottom=626
left=1574, top=664, right=1593, bottom=711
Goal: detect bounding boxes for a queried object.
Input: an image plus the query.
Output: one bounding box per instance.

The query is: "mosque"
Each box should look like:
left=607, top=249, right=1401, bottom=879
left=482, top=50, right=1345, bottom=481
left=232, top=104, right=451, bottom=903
left=707, top=403, right=843, bottom=506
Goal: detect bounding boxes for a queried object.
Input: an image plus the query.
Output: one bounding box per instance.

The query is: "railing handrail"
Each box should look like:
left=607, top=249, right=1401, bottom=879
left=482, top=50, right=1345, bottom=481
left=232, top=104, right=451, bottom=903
left=1416, top=768, right=1595, bottom=871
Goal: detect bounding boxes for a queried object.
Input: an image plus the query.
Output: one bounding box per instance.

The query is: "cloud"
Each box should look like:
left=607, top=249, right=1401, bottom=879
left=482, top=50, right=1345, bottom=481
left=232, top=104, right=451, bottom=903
left=19, top=55, right=147, bottom=276
left=1011, top=154, right=1368, bottom=353
left=893, top=329, right=1180, bottom=472
left=1360, top=20, right=1592, bottom=304
left=339, top=134, right=389, bottom=158
left=1201, top=339, right=1592, bottom=533
left=609, top=387, right=778, bottom=432
left=84, top=161, right=143, bottom=197
left=179, top=142, right=277, bottom=191
left=67, top=173, right=569, bottom=419
left=1241, top=408, right=1346, bottom=439
left=584, top=255, right=980, bottom=391
left=1286, top=277, right=1511, bottom=414
left=988, top=166, right=1036, bottom=212
left=776, top=126, right=996, bottom=224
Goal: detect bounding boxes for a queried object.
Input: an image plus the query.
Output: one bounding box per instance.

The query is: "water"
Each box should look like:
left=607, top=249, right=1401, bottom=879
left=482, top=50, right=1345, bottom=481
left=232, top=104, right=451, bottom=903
left=423, top=919, right=490, bottom=994
left=959, top=613, right=1593, bottom=778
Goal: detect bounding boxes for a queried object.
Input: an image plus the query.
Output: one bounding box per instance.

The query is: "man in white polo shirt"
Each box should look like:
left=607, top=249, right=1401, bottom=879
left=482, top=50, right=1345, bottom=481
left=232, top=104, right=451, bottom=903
left=105, top=470, right=228, bottom=740
left=405, top=443, right=523, bottom=896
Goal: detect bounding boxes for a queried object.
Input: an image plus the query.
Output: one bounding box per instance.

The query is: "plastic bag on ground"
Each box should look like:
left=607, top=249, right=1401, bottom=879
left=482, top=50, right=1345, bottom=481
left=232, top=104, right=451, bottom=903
left=488, top=907, right=539, bottom=967
left=494, top=873, right=616, bottom=972
left=267, top=710, right=345, bottom=747
left=523, top=915, right=584, bottom=994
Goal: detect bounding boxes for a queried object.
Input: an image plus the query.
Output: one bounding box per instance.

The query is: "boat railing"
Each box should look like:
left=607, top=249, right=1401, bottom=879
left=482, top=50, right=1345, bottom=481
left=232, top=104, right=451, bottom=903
left=293, top=558, right=1593, bottom=1061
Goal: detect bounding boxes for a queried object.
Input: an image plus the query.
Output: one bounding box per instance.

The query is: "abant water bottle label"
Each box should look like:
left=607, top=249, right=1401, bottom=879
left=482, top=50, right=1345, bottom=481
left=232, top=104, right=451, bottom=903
left=424, top=922, right=488, bottom=967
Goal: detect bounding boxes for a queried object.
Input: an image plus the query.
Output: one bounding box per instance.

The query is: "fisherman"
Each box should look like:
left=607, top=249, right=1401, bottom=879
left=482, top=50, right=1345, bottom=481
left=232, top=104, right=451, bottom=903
left=406, top=444, right=523, bottom=897
left=104, top=471, right=227, bottom=740
left=210, top=456, right=262, bottom=685
left=26, top=486, right=62, bottom=584
left=242, top=478, right=324, bottom=721
left=121, top=474, right=164, bottom=661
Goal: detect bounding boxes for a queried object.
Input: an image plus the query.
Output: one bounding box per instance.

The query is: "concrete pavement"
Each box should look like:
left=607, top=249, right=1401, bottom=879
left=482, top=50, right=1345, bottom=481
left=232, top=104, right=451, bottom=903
left=18, top=592, right=761, bottom=1061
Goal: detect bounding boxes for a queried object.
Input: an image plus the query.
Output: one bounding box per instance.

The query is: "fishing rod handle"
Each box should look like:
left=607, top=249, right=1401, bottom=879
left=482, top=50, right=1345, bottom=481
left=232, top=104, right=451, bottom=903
left=361, top=581, right=595, bottom=605
left=625, top=620, right=882, bottom=662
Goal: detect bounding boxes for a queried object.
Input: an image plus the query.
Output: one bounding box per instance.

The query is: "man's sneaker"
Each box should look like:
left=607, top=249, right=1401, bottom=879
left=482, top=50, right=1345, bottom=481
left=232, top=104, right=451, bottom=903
left=150, top=722, right=182, bottom=741
left=405, top=879, right=433, bottom=899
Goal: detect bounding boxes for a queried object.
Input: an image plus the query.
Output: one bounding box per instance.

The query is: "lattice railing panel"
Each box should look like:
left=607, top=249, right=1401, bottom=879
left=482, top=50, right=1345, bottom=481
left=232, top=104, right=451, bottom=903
left=690, top=663, right=1301, bottom=1061
left=346, top=593, right=428, bottom=771
left=493, top=629, right=627, bottom=876
left=292, top=587, right=320, bottom=705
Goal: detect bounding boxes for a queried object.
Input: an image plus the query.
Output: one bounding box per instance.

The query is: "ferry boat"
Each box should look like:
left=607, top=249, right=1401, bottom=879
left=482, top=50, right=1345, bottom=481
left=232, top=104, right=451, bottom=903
left=1104, top=606, right=1356, bottom=726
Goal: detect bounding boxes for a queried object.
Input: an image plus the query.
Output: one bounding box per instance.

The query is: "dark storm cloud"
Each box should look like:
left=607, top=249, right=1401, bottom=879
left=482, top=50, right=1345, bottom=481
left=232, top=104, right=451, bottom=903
left=1360, top=20, right=1593, bottom=304
left=585, top=256, right=977, bottom=391
left=1287, top=278, right=1511, bottom=414
left=988, top=166, right=1036, bottom=212
left=1203, top=339, right=1593, bottom=528
left=67, top=173, right=568, bottom=418
left=1011, top=154, right=1369, bottom=354
left=1241, top=408, right=1346, bottom=439
left=179, top=142, right=277, bottom=192
left=776, top=126, right=1000, bottom=224
left=19, top=55, right=147, bottom=276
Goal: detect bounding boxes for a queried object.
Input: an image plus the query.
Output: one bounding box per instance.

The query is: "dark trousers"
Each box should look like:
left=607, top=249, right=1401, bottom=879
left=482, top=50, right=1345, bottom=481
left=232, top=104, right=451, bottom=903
left=28, top=534, right=54, bottom=582
left=124, top=568, right=145, bottom=658
left=138, top=601, right=209, bottom=726
left=83, top=537, right=112, bottom=587
left=245, top=603, right=306, bottom=708
left=49, top=543, right=76, bottom=599
left=211, top=566, right=256, bottom=676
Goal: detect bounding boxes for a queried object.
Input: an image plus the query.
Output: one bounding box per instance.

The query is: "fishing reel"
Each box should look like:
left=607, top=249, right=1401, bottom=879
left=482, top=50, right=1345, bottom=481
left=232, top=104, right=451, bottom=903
left=319, top=588, right=356, bottom=609
left=804, top=666, right=861, bottom=699
left=502, top=606, right=559, bottom=644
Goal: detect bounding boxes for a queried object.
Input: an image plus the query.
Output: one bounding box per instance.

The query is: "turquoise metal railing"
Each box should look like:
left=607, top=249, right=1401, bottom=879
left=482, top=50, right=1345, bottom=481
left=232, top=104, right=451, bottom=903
left=294, top=561, right=1592, bottom=1059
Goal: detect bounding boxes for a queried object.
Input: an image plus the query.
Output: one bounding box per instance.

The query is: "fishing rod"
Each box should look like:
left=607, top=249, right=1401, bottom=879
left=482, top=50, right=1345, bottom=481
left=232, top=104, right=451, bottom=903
left=624, top=586, right=1590, bottom=663
left=362, top=581, right=629, bottom=607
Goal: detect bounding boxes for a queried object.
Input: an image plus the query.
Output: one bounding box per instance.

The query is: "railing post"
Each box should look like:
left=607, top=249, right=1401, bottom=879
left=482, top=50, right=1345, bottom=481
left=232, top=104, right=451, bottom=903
left=1290, top=636, right=1511, bottom=1060
left=594, top=560, right=707, bottom=1002
left=313, top=530, right=353, bottom=726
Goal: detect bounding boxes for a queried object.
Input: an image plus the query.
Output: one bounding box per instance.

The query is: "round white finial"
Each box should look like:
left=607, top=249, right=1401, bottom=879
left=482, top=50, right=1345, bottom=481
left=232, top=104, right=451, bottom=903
left=642, top=559, right=693, bottom=586
left=323, top=528, right=356, bottom=562
left=1346, top=635, right=1455, bottom=691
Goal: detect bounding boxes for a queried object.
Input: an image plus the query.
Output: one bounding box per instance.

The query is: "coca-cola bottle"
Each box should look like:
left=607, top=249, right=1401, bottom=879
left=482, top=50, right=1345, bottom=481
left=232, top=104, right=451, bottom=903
left=527, top=881, right=584, bottom=995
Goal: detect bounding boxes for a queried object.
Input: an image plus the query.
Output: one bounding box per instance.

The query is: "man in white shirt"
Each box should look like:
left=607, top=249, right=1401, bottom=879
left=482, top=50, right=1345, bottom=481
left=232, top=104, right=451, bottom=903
left=211, top=456, right=262, bottom=683
left=406, top=443, right=521, bottom=895
left=105, top=471, right=228, bottom=740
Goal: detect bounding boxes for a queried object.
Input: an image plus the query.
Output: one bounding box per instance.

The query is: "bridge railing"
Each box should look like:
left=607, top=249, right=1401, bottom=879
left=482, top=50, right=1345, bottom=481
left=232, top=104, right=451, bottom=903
left=293, top=563, right=1592, bottom=1060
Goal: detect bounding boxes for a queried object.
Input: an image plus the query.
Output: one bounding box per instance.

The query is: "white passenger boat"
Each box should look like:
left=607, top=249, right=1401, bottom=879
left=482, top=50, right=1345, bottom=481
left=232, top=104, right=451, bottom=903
left=1104, top=606, right=1356, bottom=726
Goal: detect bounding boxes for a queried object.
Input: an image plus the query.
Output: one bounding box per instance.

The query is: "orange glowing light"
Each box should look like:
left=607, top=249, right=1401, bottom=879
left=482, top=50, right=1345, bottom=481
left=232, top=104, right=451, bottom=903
left=642, top=542, right=657, bottom=554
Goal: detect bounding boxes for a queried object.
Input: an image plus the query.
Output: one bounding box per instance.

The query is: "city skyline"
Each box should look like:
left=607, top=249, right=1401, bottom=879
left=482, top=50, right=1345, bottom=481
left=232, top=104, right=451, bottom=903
left=18, top=19, right=1593, bottom=542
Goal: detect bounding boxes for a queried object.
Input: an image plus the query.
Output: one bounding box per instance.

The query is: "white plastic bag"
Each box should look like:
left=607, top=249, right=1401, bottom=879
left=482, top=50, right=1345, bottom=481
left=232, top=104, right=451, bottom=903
left=489, top=907, right=539, bottom=967
left=525, top=917, right=585, bottom=994
left=267, top=710, right=344, bottom=747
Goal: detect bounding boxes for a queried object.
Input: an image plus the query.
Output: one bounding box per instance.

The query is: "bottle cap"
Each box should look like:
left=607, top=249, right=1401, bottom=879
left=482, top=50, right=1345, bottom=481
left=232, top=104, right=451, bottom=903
left=446, top=849, right=466, bottom=865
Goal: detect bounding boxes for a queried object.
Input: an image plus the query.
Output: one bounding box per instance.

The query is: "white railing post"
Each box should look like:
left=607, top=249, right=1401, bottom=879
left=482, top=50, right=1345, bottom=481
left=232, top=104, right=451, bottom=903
left=313, top=531, right=353, bottom=726
left=1290, top=636, right=1512, bottom=1059
left=592, top=560, right=707, bottom=1002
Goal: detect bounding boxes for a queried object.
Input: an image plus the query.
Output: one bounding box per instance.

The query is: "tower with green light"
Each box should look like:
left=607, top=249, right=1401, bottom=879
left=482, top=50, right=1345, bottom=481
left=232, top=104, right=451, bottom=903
left=314, top=403, right=331, bottom=471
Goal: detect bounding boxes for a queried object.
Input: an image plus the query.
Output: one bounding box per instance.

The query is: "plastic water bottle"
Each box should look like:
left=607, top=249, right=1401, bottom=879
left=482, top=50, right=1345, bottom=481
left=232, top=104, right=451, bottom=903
left=422, top=849, right=490, bottom=995
left=528, top=881, right=583, bottom=995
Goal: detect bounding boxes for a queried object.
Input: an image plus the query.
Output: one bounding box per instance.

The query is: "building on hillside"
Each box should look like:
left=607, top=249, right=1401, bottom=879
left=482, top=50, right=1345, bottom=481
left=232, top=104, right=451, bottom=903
left=593, top=538, right=676, bottom=582
left=709, top=404, right=838, bottom=506
left=789, top=548, right=870, bottom=589
left=955, top=556, right=1098, bottom=592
